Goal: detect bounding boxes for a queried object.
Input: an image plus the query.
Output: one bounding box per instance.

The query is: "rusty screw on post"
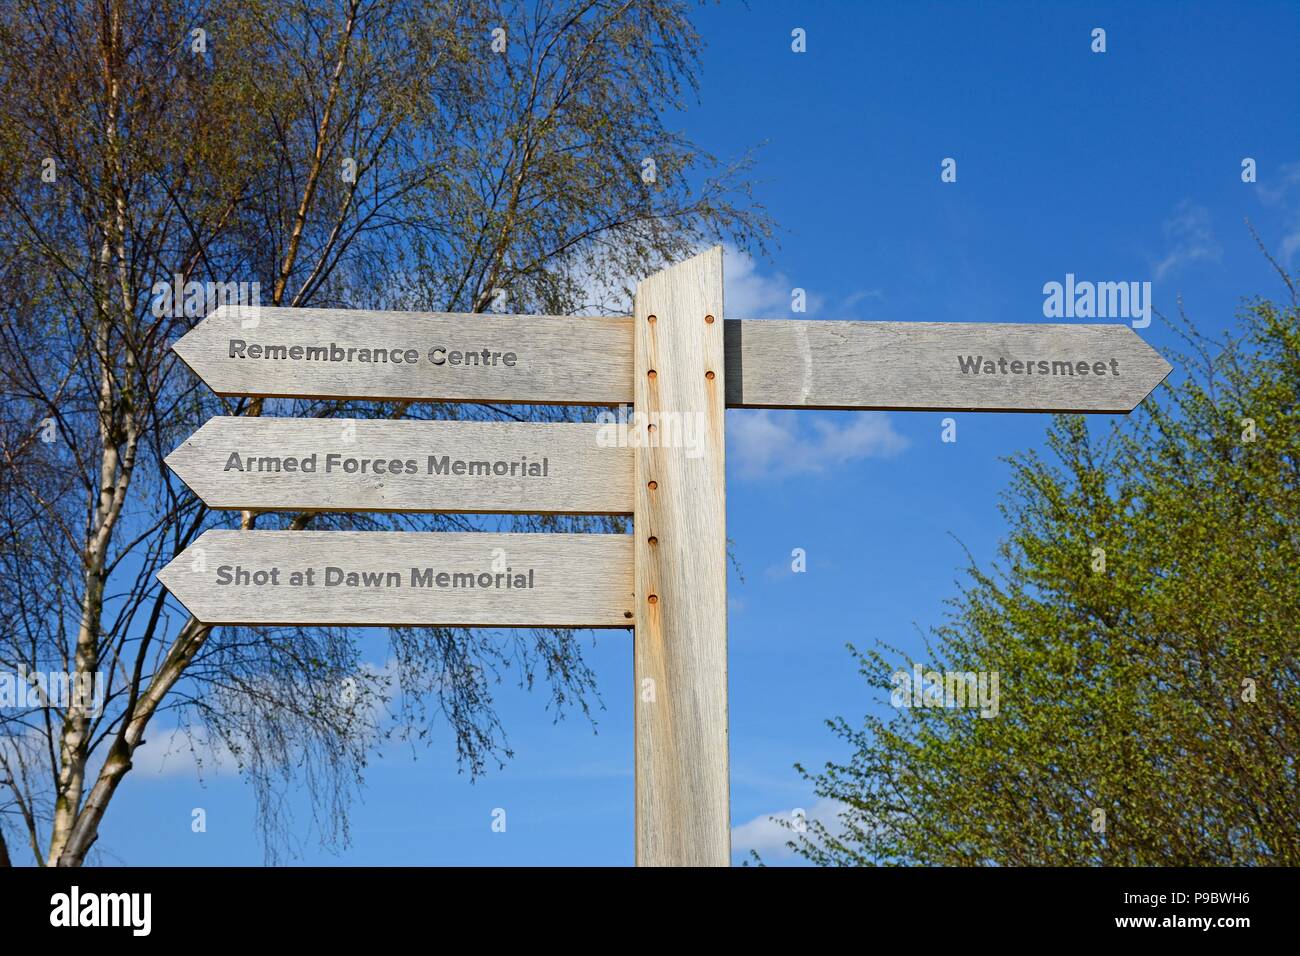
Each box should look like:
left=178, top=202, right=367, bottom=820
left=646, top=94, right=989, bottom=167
left=704, top=314, right=714, bottom=324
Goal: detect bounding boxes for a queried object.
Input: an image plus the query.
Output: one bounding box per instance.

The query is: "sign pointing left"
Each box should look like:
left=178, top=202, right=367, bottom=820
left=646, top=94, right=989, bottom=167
left=158, top=530, right=634, bottom=628
left=172, top=305, right=633, bottom=405
left=165, top=417, right=633, bottom=515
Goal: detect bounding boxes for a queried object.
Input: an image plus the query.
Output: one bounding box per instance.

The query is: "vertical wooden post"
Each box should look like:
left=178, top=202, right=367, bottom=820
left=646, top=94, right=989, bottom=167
left=633, top=247, right=729, bottom=866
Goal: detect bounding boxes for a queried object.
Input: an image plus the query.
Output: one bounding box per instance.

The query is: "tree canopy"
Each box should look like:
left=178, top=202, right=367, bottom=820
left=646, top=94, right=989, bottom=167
left=0, top=0, right=769, bottom=866
left=791, top=279, right=1299, bottom=866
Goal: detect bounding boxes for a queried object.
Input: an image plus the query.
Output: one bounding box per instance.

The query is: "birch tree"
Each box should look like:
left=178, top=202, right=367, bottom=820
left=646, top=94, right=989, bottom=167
left=0, top=0, right=770, bottom=865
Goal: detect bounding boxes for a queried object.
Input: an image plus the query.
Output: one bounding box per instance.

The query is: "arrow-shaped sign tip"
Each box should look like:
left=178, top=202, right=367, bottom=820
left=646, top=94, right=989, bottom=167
left=156, top=533, right=213, bottom=623
left=171, top=304, right=247, bottom=368
left=162, top=445, right=201, bottom=502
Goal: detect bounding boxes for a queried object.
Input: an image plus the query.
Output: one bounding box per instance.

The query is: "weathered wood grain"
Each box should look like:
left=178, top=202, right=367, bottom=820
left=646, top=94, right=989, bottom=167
left=157, top=530, right=634, bottom=628
left=633, top=246, right=730, bottom=867
left=172, top=305, right=634, bottom=405
left=165, top=417, right=633, bottom=515
left=724, top=319, right=1171, bottom=412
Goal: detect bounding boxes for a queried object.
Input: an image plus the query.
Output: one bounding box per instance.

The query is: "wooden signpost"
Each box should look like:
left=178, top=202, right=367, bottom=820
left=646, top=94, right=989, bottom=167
left=160, top=247, right=1171, bottom=867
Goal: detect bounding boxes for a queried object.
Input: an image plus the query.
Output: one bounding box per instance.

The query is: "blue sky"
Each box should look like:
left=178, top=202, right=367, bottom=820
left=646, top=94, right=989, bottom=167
left=94, top=1, right=1300, bottom=865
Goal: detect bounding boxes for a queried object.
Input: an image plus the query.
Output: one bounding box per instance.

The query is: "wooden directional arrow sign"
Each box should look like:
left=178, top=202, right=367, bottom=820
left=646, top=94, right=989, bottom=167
left=174, top=306, right=1169, bottom=413
left=165, top=418, right=633, bottom=515
left=723, top=319, right=1171, bottom=413
left=172, top=305, right=633, bottom=405
left=158, top=530, right=634, bottom=628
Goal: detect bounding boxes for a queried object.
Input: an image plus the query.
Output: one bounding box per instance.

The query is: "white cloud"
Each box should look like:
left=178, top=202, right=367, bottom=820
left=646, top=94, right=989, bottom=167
left=0, top=720, right=239, bottom=785
left=1258, top=161, right=1300, bottom=269
left=728, top=408, right=908, bottom=480
left=721, top=246, right=884, bottom=319
left=732, top=798, right=848, bottom=861
left=560, top=241, right=814, bottom=318
left=839, top=287, right=886, bottom=313
left=1255, top=159, right=1300, bottom=205
left=724, top=246, right=824, bottom=318
left=562, top=241, right=881, bottom=321
left=1153, top=201, right=1222, bottom=281
left=131, top=726, right=240, bottom=778
left=132, top=657, right=403, bottom=781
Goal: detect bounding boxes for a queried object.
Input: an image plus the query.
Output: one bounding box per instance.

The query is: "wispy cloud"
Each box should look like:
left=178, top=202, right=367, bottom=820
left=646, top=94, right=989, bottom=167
left=1255, top=160, right=1300, bottom=205
left=1284, top=232, right=1300, bottom=270
left=0, top=719, right=241, bottom=784
left=839, top=287, right=886, bottom=314
left=131, top=726, right=240, bottom=778
left=732, top=798, right=848, bottom=861
left=132, top=657, right=400, bottom=782
left=564, top=241, right=880, bottom=321
left=728, top=409, right=908, bottom=480
left=724, top=246, right=822, bottom=317
left=1153, top=200, right=1222, bottom=281
left=723, top=245, right=883, bottom=319
left=1258, top=161, right=1300, bottom=268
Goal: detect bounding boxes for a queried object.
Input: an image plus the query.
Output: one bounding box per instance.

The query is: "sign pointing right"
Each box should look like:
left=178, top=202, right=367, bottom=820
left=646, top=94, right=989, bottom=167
left=724, top=320, right=1172, bottom=413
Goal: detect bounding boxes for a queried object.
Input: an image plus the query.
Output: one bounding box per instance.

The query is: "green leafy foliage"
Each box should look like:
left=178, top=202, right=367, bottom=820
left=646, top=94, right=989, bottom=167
left=792, top=292, right=1299, bottom=866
